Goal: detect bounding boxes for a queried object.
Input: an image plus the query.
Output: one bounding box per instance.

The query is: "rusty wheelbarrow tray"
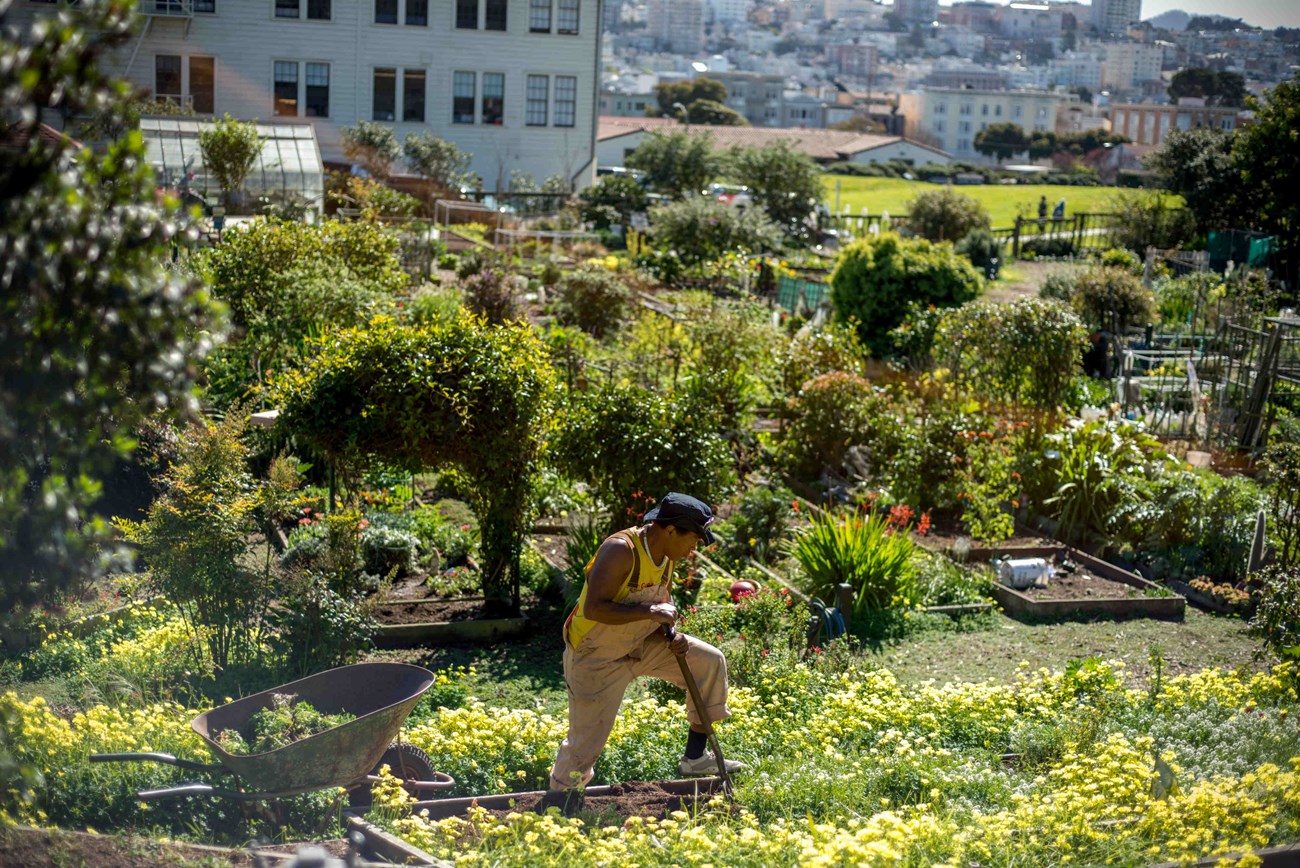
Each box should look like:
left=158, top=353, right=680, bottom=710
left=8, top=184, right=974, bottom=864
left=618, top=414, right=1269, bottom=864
left=92, top=662, right=452, bottom=801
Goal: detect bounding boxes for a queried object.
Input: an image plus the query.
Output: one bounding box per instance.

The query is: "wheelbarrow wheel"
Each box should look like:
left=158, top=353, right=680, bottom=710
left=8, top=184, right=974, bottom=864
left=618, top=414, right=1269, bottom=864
left=349, top=742, right=438, bottom=808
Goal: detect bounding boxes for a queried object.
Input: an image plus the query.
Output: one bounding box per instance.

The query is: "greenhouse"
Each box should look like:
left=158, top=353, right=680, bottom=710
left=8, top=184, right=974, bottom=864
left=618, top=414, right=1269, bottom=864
left=139, top=116, right=324, bottom=209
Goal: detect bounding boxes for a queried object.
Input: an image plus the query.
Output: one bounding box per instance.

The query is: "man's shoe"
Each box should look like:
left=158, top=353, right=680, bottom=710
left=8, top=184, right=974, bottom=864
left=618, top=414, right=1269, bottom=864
left=677, top=751, right=746, bottom=776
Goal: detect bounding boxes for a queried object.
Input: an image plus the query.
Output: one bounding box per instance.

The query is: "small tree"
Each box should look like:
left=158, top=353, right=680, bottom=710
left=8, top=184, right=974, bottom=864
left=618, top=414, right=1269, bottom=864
left=626, top=131, right=721, bottom=199
left=652, top=77, right=728, bottom=118
left=1, top=0, right=222, bottom=610
left=1146, top=127, right=1239, bottom=235
left=340, top=120, right=402, bottom=180
left=906, top=188, right=991, bottom=243
left=1069, top=265, right=1155, bottom=333
left=555, top=266, right=632, bottom=338
left=198, top=114, right=262, bottom=210
left=728, top=141, right=823, bottom=241
left=578, top=175, right=648, bottom=229
left=403, top=131, right=476, bottom=191
left=686, top=99, right=749, bottom=126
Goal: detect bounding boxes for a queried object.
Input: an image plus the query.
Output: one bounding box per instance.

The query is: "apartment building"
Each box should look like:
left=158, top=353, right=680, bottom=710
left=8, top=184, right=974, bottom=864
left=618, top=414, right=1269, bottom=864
left=11, top=0, right=602, bottom=190
left=900, top=86, right=1074, bottom=160
left=1109, top=99, right=1242, bottom=146
left=1101, top=42, right=1164, bottom=92
left=1091, top=0, right=1140, bottom=36
left=646, top=0, right=704, bottom=53
left=707, top=71, right=785, bottom=127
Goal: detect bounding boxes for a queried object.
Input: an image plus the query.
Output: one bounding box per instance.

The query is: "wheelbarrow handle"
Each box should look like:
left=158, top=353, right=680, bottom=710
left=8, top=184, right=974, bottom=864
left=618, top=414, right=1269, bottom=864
left=362, top=772, right=456, bottom=792
left=91, top=752, right=227, bottom=774
left=136, top=782, right=267, bottom=802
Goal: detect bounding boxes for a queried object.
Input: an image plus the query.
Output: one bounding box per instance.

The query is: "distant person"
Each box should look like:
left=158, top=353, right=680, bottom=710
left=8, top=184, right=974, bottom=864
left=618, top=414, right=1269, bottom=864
left=1037, top=195, right=1048, bottom=223
left=1053, top=198, right=1066, bottom=220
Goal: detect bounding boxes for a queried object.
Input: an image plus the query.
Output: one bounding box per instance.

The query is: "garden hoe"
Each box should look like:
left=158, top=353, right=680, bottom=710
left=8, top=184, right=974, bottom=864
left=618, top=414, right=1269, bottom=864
left=663, top=625, right=735, bottom=798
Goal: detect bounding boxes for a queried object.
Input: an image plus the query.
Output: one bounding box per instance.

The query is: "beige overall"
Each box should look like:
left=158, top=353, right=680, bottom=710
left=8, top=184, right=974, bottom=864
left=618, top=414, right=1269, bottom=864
left=549, top=526, right=731, bottom=791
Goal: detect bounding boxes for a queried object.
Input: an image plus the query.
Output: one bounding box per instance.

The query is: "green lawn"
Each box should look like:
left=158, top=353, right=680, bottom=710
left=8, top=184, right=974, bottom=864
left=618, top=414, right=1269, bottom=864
left=822, top=175, right=1134, bottom=228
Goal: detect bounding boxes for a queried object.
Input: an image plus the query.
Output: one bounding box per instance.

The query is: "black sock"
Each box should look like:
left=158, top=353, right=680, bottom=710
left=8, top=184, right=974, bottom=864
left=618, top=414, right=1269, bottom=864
left=684, top=729, right=707, bottom=759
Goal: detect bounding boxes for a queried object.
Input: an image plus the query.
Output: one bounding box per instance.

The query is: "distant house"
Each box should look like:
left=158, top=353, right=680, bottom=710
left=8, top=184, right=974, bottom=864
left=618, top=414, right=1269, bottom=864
left=596, top=117, right=952, bottom=167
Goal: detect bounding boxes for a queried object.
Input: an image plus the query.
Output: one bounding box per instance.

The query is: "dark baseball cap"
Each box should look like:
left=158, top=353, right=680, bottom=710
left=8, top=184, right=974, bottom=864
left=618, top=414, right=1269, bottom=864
left=643, top=492, right=716, bottom=545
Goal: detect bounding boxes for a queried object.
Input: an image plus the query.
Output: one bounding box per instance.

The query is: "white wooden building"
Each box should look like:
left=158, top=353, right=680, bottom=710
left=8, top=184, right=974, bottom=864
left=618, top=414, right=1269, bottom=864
left=12, top=0, right=602, bottom=191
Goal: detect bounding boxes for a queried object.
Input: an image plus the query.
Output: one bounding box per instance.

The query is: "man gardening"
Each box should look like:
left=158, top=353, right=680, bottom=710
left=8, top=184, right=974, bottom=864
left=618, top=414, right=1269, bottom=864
left=548, top=492, right=745, bottom=799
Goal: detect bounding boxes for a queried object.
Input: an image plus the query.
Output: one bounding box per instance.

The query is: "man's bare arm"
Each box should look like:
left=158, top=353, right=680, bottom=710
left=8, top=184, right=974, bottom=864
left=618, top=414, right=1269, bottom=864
left=582, top=537, right=677, bottom=626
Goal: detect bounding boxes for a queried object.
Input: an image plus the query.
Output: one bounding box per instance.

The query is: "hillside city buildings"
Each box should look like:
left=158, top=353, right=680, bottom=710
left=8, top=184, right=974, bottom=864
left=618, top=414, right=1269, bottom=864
left=12, top=0, right=1300, bottom=191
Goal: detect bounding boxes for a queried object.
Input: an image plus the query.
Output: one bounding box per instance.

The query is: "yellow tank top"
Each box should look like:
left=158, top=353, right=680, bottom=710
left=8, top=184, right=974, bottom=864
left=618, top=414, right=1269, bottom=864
left=564, top=526, right=674, bottom=649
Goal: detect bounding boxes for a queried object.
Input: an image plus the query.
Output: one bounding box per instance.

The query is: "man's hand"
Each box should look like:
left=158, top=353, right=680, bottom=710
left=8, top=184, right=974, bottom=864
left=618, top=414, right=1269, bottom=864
left=668, top=630, right=689, bottom=656
left=648, top=602, right=678, bottom=627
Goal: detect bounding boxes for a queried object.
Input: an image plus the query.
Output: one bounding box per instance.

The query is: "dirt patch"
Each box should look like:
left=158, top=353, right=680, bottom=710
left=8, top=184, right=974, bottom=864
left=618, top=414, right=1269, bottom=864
left=913, top=511, right=1053, bottom=554
left=374, top=597, right=488, bottom=625
left=530, top=534, right=572, bottom=572
left=1014, top=569, right=1147, bottom=601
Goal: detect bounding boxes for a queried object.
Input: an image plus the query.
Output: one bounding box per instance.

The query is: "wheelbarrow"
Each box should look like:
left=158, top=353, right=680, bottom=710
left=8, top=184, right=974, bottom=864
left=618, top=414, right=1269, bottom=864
left=92, top=662, right=455, bottom=804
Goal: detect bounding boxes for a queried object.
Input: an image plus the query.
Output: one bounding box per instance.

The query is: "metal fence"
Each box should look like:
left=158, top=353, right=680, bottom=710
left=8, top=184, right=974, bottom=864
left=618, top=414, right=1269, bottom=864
left=1010, top=212, right=1125, bottom=259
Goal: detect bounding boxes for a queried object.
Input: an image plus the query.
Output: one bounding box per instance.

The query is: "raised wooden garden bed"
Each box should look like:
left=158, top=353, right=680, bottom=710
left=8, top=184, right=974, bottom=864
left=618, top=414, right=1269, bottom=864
left=954, top=546, right=1186, bottom=623
left=404, top=776, right=728, bottom=821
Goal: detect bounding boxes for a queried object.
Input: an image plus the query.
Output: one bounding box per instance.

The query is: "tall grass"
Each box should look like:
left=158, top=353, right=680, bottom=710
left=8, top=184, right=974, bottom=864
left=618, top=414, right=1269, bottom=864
left=791, top=511, right=918, bottom=620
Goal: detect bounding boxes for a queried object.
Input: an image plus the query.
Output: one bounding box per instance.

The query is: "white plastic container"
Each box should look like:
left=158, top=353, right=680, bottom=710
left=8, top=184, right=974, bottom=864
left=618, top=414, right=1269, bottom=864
left=998, top=557, right=1051, bottom=590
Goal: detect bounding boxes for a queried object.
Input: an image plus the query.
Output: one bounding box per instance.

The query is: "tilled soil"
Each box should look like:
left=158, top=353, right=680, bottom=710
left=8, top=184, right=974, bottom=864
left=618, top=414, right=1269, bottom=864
left=470, top=781, right=730, bottom=825
left=0, top=826, right=353, bottom=868
left=373, top=597, right=488, bottom=625
left=1015, top=570, right=1147, bottom=600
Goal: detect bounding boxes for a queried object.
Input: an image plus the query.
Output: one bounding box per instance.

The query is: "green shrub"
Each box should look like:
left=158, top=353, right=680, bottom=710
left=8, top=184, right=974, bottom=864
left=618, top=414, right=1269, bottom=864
left=550, top=383, right=734, bottom=530
left=1099, top=248, right=1141, bottom=273
left=1108, top=191, right=1196, bottom=254
left=115, top=414, right=277, bottom=671
left=646, top=195, right=782, bottom=267
left=1040, top=419, right=1163, bottom=545
left=461, top=267, right=521, bottom=324
left=1153, top=272, right=1221, bottom=333
left=714, top=483, right=797, bottom=568
left=829, top=233, right=983, bottom=357
left=1261, top=442, right=1300, bottom=569
left=914, top=552, right=994, bottom=607
left=906, top=188, right=991, bottom=243
left=1250, top=565, right=1300, bottom=660
left=554, top=266, right=631, bottom=338
left=1038, top=270, right=1079, bottom=303
left=955, top=228, right=1004, bottom=275
left=776, top=321, right=870, bottom=399
left=578, top=176, right=648, bottom=229
left=935, top=297, right=1088, bottom=409
left=791, top=510, right=919, bottom=620
left=359, top=522, right=420, bottom=577
left=408, top=283, right=463, bottom=325
left=1069, top=266, right=1155, bottom=333
left=778, top=371, right=886, bottom=481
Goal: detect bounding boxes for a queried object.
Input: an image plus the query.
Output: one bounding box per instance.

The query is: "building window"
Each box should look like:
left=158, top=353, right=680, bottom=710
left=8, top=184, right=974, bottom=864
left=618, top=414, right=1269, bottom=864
left=934, top=119, right=944, bottom=133
left=453, top=71, right=475, bottom=123
left=555, top=75, right=576, bottom=127
left=456, top=0, right=477, bottom=27
left=959, top=103, right=971, bottom=115
left=959, top=120, right=971, bottom=133
left=485, top=0, right=506, bottom=29
left=375, top=0, right=397, bottom=22
left=482, top=72, right=504, bottom=125
left=1037, top=106, right=1047, bottom=118
left=276, top=0, right=298, bottom=18
left=305, top=61, right=329, bottom=117
left=526, top=74, right=548, bottom=125
left=556, top=0, right=578, bottom=33
left=1013, top=105, right=1022, bottom=118
left=995, top=104, right=1001, bottom=116
left=373, top=67, right=396, bottom=120
left=189, top=56, right=215, bottom=113
left=307, top=0, right=329, bottom=17
left=403, top=69, right=426, bottom=122
left=980, top=103, right=988, bottom=116
left=155, top=54, right=182, bottom=104
left=934, top=102, right=945, bottom=114
left=529, top=0, right=550, bottom=31
left=406, top=0, right=428, bottom=24
left=274, top=60, right=298, bottom=116
left=194, top=0, right=215, bottom=11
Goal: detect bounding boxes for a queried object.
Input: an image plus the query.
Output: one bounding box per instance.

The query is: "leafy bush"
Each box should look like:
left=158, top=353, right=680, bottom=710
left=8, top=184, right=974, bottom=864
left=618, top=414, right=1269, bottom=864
left=340, top=121, right=402, bottom=179
left=550, top=383, right=734, bottom=530
left=1038, top=269, right=1079, bottom=303
left=408, top=283, right=463, bottom=325
left=1069, top=266, right=1155, bottom=333
left=1153, top=272, right=1221, bottom=333
left=714, top=483, right=797, bottom=569
left=359, top=522, right=420, bottom=577
left=778, top=371, right=887, bottom=481
left=955, top=228, right=1004, bottom=276
left=1261, top=441, right=1300, bottom=569
left=935, top=297, right=1088, bottom=409
left=1108, top=191, right=1196, bottom=254
left=829, top=233, right=983, bottom=357
left=790, top=510, right=919, bottom=620
left=116, top=414, right=277, bottom=671
left=906, top=188, right=991, bottom=243
left=1099, top=247, right=1141, bottom=273
left=646, top=196, right=782, bottom=267
left=775, top=321, right=870, bottom=399
left=578, top=176, right=648, bottom=229
left=554, top=266, right=631, bottom=338
left=914, top=553, right=995, bottom=607
left=461, top=267, right=521, bottom=324
left=1250, top=565, right=1300, bottom=659
left=680, top=297, right=782, bottom=431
